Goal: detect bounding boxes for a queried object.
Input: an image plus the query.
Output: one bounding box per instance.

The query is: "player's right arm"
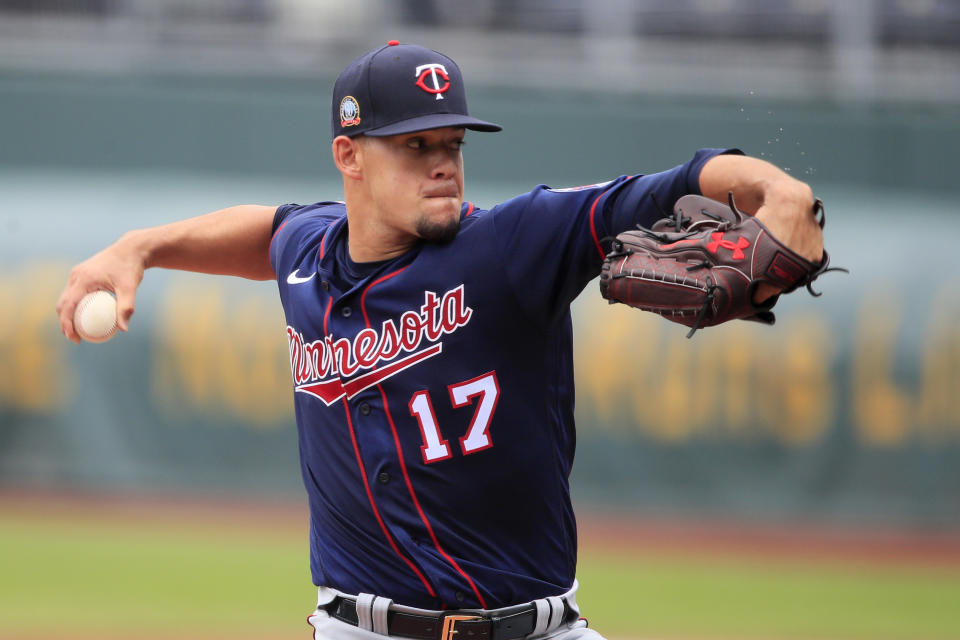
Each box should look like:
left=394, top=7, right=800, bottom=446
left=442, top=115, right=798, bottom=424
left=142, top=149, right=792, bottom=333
left=56, top=204, right=276, bottom=343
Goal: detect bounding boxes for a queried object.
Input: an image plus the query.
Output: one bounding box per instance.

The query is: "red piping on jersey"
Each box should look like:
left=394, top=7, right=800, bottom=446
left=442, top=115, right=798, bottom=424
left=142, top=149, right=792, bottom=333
left=464, top=202, right=475, bottom=217
left=268, top=220, right=289, bottom=255
left=319, top=229, right=328, bottom=259
left=341, top=399, right=438, bottom=598
left=361, top=266, right=410, bottom=326
left=323, top=297, right=333, bottom=336
left=378, top=385, right=488, bottom=608
left=589, top=189, right=611, bottom=259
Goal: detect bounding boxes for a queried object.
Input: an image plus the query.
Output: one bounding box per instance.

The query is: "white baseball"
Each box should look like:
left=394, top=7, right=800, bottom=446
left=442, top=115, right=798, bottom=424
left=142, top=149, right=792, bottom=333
left=74, top=290, right=119, bottom=343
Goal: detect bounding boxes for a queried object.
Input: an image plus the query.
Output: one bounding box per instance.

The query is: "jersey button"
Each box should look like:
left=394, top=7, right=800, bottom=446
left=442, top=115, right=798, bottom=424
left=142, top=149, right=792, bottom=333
left=341, top=306, right=352, bottom=317
left=377, top=472, right=390, bottom=484
left=455, top=591, right=466, bottom=603
left=321, top=280, right=330, bottom=291
left=359, top=402, right=371, bottom=416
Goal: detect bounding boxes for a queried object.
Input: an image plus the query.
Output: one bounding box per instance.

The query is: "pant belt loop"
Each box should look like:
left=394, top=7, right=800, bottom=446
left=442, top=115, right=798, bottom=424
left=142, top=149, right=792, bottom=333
left=545, top=596, right=564, bottom=631
left=356, top=593, right=376, bottom=631
left=371, top=595, right=393, bottom=635
left=530, top=599, right=551, bottom=637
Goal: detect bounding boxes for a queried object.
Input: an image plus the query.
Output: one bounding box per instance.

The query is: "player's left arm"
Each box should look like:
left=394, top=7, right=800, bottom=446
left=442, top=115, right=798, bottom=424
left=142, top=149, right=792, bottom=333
left=698, top=154, right=824, bottom=303
left=699, top=154, right=823, bottom=264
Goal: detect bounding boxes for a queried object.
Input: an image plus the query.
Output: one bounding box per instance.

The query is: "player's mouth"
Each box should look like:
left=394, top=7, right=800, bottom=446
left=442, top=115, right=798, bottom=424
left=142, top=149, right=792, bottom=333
left=423, top=184, right=460, bottom=199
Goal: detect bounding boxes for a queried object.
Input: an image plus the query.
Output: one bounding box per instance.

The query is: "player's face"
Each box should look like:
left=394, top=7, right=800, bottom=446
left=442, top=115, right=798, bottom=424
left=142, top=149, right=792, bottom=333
left=360, top=127, right=466, bottom=244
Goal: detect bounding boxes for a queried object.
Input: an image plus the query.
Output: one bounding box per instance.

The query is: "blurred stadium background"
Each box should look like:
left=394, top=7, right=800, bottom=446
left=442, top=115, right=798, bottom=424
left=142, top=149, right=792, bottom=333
left=1, top=1, right=959, bottom=639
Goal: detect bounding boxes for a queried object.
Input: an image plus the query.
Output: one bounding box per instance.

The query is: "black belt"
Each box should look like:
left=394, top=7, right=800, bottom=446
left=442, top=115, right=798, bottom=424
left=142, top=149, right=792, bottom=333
left=325, top=595, right=570, bottom=640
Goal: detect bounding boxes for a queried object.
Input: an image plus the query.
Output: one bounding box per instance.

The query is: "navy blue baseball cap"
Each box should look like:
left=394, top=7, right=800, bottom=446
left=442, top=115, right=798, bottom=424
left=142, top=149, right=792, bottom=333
left=331, top=41, right=502, bottom=139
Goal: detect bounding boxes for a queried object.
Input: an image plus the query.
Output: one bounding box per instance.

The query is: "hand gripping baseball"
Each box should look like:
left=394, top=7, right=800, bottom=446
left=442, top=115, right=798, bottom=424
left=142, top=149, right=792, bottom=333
left=599, top=193, right=846, bottom=337
left=56, top=239, right=146, bottom=344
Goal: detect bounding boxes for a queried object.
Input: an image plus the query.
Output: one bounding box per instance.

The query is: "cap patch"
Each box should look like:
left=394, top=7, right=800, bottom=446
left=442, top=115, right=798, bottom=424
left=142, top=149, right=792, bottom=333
left=340, top=96, right=361, bottom=127
left=415, top=63, right=450, bottom=100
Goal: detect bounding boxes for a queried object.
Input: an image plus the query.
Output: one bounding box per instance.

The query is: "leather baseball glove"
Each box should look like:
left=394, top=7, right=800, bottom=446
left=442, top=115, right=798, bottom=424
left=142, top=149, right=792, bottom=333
left=599, top=193, right=844, bottom=338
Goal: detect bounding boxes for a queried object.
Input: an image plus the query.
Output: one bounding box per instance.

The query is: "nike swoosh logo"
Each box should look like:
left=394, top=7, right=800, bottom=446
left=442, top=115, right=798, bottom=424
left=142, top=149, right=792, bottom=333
left=287, top=270, right=316, bottom=285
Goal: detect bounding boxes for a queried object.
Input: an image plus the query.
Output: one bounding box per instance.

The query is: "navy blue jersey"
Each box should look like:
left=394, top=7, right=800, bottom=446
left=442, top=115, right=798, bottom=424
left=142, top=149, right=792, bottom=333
left=269, top=148, right=736, bottom=610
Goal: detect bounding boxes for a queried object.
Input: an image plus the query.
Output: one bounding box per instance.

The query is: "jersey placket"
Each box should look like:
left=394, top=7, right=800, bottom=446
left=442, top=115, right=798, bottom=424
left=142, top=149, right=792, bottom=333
left=356, top=267, right=489, bottom=609
left=321, top=271, right=442, bottom=601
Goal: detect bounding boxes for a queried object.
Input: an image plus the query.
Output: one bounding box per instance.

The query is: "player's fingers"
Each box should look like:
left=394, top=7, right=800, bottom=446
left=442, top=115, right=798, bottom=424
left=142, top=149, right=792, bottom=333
left=56, top=269, right=86, bottom=344
left=114, top=285, right=137, bottom=332
left=56, top=300, right=82, bottom=344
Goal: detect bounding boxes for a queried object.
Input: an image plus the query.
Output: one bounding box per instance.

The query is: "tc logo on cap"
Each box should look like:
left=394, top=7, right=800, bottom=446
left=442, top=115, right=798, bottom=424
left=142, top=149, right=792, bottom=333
left=415, top=64, right=450, bottom=100
left=340, top=96, right=361, bottom=127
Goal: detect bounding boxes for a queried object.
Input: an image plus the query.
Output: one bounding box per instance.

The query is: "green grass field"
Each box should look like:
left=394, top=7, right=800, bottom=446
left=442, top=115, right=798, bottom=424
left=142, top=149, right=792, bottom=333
left=1, top=498, right=959, bottom=640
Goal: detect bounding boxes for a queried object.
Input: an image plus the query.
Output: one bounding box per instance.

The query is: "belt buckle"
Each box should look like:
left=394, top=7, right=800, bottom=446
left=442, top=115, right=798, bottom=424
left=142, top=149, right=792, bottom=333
left=441, top=614, right=483, bottom=640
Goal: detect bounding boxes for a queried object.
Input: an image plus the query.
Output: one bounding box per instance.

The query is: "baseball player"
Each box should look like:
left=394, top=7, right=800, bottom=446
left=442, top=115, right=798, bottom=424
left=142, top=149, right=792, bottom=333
left=56, top=42, right=825, bottom=640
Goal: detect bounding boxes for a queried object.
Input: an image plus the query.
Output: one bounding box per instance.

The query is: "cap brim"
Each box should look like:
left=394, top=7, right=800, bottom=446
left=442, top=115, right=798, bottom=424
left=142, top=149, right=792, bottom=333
left=363, top=113, right=502, bottom=136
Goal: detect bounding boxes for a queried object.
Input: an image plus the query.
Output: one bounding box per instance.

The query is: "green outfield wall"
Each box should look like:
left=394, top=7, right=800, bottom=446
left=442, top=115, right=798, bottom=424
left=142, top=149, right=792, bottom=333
left=1, top=70, right=959, bottom=193
left=1, top=71, right=958, bottom=527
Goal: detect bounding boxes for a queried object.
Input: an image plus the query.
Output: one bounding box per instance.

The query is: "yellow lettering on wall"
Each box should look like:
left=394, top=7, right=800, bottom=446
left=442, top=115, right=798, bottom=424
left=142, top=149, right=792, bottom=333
left=778, top=318, right=833, bottom=445
left=573, top=300, right=835, bottom=446
left=643, top=334, right=697, bottom=442
left=852, top=291, right=910, bottom=447
left=0, top=263, right=73, bottom=412
left=717, top=323, right=753, bottom=436
left=916, top=282, right=960, bottom=435
left=152, top=278, right=293, bottom=428
left=850, top=283, right=960, bottom=445
left=576, top=302, right=657, bottom=425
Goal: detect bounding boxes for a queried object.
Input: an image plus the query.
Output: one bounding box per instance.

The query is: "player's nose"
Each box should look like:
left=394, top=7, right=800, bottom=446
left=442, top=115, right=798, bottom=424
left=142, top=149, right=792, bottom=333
left=428, top=149, right=460, bottom=181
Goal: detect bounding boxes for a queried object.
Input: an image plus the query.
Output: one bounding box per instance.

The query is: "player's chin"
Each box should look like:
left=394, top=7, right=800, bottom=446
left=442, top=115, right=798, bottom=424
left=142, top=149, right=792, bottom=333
left=415, top=210, right=461, bottom=245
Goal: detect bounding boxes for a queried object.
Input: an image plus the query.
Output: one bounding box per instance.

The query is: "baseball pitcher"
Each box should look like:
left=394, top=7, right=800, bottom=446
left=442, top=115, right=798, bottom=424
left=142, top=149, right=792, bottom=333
left=57, top=42, right=836, bottom=640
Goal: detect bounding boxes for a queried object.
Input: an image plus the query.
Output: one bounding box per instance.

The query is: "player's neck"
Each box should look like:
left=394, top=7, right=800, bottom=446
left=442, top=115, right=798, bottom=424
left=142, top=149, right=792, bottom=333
left=347, top=235, right=415, bottom=263
left=342, top=181, right=425, bottom=262
left=344, top=213, right=418, bottom=263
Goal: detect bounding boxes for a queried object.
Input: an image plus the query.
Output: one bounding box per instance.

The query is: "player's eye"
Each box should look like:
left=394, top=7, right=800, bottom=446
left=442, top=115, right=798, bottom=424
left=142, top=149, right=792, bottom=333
left=450, top=138, right=466, bottom=150
left=406, top=137, right=424, bottom=150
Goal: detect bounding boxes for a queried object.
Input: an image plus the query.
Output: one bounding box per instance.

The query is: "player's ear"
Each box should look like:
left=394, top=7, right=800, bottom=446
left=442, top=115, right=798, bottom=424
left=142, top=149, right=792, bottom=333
left=332, top=135, right=363, bottom=180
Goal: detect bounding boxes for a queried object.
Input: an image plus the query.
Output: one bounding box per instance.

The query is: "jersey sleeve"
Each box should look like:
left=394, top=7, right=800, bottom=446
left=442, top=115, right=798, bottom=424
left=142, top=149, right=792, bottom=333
left=273, top=202, right=303, bottom=234
left=269, top=202, right=345, bottom=279
left=489, top=147, right=741, bottom=320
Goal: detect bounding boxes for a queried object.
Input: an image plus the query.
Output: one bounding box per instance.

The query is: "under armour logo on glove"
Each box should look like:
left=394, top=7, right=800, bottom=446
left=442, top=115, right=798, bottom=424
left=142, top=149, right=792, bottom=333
left=706, top=233, right=751, bottom=260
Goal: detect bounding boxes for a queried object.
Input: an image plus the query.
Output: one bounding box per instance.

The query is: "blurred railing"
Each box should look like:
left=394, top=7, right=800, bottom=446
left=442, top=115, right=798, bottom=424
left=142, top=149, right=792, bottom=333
left=4, top=0, right=960, bottom=46
left=1, top=0, right=959, bottom=103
